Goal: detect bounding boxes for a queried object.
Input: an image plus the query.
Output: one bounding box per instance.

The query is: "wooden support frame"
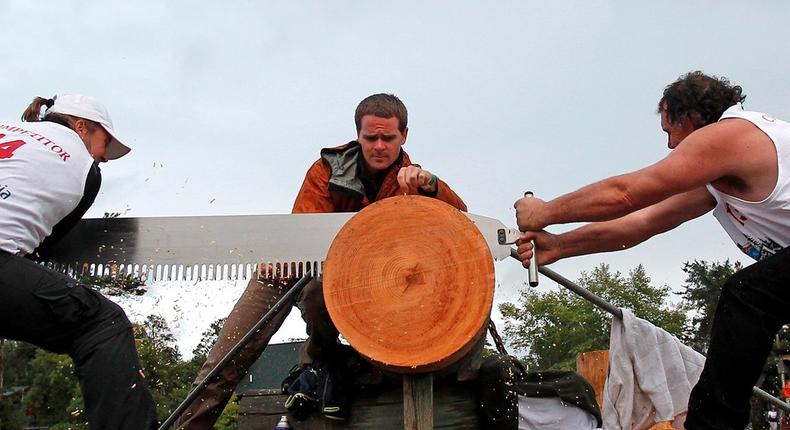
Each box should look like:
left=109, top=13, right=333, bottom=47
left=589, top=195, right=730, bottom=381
left=403, top=374, right=434, bottom=430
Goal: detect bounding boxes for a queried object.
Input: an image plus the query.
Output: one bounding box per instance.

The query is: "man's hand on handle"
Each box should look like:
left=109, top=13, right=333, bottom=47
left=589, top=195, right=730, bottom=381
left=514, top=192, right=547, bottom=286
left=513, top=194, right=549, bottom=232
left=515, top=230, right=562, bottom=269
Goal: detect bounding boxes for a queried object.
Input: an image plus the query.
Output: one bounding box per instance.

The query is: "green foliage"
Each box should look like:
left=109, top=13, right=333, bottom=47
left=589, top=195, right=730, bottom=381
left=1, top=340, right=37, bottom=428
left=215, top=394, right=239, bottom=430
left=0, top=390, right=27, bottom=430
left=500, top=263, right=686, bottom=370
left=23, top=349, right=82, bottom=425
left=192, top=317, right=226, bottom=359
left=134, top=315, right=192, bottom=420
left=678, top=259, right=741, bottom=353
left=78, top=273, right=147, bottom=296
left=189, top=317, right=239, bottom=428
left=133, top=315, right=238, bottom=425
left=1, top=341, right=36, bottom=389
left=1, top=315, right=238, bottom=428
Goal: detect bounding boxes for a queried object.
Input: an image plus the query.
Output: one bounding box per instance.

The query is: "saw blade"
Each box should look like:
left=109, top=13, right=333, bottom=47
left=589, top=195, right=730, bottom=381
left=40, top=211, right=517, bottom=281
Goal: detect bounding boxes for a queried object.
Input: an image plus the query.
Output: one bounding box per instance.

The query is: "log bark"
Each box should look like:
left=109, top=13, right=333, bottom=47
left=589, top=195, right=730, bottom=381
left=323, top=196, right=495, bottom=373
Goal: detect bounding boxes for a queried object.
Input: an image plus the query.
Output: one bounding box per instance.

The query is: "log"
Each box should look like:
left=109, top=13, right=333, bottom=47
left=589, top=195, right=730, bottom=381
left=323, top=195, right=495, bottom=373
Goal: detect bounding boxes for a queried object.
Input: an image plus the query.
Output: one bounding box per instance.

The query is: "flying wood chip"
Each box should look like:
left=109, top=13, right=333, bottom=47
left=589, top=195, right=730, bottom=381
left=323, top=195, right=495, bottom=373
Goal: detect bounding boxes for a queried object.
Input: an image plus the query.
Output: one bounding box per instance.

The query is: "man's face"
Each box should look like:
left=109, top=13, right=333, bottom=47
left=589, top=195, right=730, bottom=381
left=660, top=107, right=695, bottom=150
left=358, top=115, right=407, bottom=172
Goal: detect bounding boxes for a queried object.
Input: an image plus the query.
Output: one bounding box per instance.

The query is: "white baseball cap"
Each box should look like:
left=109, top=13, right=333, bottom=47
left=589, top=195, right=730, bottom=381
left=48, top=94, right=131, bottom=160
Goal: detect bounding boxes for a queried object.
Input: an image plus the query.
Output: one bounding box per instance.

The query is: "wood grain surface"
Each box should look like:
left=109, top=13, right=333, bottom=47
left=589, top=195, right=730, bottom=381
left=323, top=196, right=495, bottom=373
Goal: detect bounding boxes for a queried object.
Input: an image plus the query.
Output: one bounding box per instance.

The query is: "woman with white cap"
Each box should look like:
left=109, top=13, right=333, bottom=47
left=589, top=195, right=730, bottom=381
left=0, top=95, right=157, bottom=429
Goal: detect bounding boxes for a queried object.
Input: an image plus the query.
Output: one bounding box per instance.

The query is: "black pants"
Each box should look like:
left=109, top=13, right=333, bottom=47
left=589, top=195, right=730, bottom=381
left=174, top=276, right=294, bottom=430
left=297, top=277, right=341, bottom=364
left=0, top=252, right=157, bottom=430
left=685, top=247, right=790, bottom=430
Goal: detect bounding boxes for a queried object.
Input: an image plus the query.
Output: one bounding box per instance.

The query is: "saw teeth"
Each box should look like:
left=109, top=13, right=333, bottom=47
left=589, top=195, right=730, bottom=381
left=258, top=260, right=323, bottom=280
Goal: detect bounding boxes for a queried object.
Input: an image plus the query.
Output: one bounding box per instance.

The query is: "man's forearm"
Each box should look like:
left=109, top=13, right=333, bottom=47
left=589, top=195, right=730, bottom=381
left=543, top=173, right=652, bottom=226
left=552, top=187, right=716, bottom=261
left=556, top=219, right=649, bottom=260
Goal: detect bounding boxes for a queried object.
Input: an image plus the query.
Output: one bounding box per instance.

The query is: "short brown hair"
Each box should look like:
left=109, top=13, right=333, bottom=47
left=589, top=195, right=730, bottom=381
left=658, top=71, right=746, bottom=129
left=354, top=93, right=408, bottom=133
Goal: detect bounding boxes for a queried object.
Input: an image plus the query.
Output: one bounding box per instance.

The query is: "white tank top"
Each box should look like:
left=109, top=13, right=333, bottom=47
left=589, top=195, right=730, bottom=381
left=706, top=104, right=790, bottom=261
left=0, top=122, right=94, bottom=255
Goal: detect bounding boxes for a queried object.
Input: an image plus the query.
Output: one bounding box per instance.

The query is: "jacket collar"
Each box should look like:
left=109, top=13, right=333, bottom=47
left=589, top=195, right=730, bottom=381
left=320, top=141, right=405, bottom=198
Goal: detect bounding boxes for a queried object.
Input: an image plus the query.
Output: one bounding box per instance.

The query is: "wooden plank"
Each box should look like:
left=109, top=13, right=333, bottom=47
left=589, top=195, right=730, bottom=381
left=404, top=374, right=433, bottom=430
left=238, top=379, right=479, bottom=430
left=575, top=349, right=609, bottom=408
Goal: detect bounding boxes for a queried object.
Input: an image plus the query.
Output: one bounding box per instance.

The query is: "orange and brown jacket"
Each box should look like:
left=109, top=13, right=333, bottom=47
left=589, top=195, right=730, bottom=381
left=293, top=142, right=466, bottom=214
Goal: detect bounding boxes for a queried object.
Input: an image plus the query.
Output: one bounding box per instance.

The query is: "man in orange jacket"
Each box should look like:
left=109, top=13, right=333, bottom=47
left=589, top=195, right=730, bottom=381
left=176, top=93, right=466, bottom=429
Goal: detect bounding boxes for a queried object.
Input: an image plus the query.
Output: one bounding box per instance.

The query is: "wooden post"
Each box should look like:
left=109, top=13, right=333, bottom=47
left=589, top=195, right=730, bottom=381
left=403, top=374, right=433, bottom=430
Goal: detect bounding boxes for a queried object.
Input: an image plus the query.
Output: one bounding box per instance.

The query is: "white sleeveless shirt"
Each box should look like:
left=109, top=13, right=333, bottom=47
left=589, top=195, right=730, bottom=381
left=706, top=104, right=790, bottom=261
left=0, top=122, right=94, bottom=255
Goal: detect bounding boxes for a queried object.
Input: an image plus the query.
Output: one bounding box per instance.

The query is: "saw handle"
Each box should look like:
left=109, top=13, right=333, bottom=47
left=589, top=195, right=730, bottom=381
left=523, top=191, right=540, bottom=287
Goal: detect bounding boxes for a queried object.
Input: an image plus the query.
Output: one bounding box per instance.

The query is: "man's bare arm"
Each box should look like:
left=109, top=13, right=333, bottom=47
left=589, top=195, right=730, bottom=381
left=516, top=187, right=716, bottom=266
left=516, top=120, right=756, bottom=231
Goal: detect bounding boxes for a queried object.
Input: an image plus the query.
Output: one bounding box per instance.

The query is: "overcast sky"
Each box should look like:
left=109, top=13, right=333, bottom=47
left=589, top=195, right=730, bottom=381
left=3, top=2, right=790, bottom=339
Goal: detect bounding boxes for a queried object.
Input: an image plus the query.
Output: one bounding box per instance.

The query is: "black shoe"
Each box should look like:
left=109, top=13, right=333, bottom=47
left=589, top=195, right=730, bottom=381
left=322, top=405, right=348, bottom=421
left=282, top=364, right=322, bottom=421
left=284, top=392, right=318, bottom=421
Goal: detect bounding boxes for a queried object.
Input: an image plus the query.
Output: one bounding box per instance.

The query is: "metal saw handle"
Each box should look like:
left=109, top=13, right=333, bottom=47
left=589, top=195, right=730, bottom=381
left=524, top=191, right=539, bottom=287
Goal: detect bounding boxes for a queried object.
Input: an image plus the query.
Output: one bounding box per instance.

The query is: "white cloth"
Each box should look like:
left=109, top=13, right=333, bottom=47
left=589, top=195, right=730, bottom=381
left=0, top=122, right=93, bottom=255
left=519, top=395, right=598, bottom=430
left=603, top=309, right=705, bottom=430
left=706, top=104, right=790, bottom=261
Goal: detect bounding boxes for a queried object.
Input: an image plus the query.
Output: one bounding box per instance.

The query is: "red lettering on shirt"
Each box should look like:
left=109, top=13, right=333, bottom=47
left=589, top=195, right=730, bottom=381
left=725, top=203, right=748, bottom=226
left=0, top=136, right=27, bottom=159
left=0, top=124, right=71, bottom=162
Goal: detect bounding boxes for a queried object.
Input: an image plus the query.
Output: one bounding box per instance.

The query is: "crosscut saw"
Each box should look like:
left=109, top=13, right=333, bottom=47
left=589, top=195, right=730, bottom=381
left=39, top=212, right=521, bottom=281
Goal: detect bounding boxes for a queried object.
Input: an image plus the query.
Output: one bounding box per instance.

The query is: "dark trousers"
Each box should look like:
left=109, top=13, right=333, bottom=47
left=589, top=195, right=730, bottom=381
left=0, top=252, right=156, bottom=430
left=174, top=276, right=297, bottom=430
left=174, top=275, right=334, bottom=430
left=297, top=277, right=340, bottom=364
left=685, top=247, right=790, bottom=430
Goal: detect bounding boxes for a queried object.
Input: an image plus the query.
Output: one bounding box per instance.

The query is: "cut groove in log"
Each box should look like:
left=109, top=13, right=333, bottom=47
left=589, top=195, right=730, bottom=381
left=323, top=195, right=495, bottom=373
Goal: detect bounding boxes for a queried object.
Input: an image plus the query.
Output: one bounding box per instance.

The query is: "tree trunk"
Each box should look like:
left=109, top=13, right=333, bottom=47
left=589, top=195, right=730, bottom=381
left=323, top=195, right=495, bottom=374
